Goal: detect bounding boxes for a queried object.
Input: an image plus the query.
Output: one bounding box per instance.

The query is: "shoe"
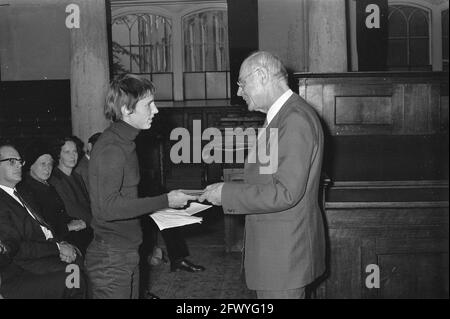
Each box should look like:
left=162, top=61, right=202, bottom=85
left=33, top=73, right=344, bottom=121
left=144, top=291, right=160, bottom=299
left=170, top=259, right=206, bottom=273
left=147, top=247, right=169, bottom=266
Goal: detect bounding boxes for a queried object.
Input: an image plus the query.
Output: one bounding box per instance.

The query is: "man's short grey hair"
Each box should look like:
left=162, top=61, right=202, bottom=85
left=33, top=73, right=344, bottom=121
left=243, top=51, right=288, bottom=85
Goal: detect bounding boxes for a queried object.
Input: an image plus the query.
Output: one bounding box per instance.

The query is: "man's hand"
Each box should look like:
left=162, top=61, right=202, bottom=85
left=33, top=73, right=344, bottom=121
left=167, top=190, right=198, bottom=208
left=199, top=183, right=224, bottom=206
left=67, top=219, right=87, bottom=232
left=58, top=242, right=77, bottom=263
left=0, top=239, right=8, bottom=255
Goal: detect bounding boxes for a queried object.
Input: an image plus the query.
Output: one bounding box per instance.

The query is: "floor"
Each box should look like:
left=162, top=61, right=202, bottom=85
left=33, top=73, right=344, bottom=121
left=144, top=206, right=256, bottom=299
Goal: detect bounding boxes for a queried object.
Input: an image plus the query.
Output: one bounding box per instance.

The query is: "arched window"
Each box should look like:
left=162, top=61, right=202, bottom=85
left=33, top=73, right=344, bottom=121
left=112, top=13, right=173, bottom=100
left=442, top=9, right=449, bottom=71
left=183, top=10, right=228, bottom=72
left=183, top=9, right=230, bottom=99
left=387, top=5, right=431, bottom=70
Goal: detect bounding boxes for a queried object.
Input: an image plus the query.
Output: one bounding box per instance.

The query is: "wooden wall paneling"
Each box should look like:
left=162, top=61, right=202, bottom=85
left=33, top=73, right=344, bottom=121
left=322, top=84, right=336, bottom=135
left=335, top=96, right=392, bottom=125
left=322, top=203, right=449, bottom=298
left=430, top=83, right=442, bottom=134
left=360, top=238, right=379, bottom=298
left=440, top=95, right=449, bottom=132
left=299, top=82, right=324, bottom=118
left=295, top=72, right=448, bottom=136
left=323, top=233, right=363, bottom=298
left=403, top=84, right=432, bottom=134
left=376, top=235, right=449, bottom=299
left=329, top=83, right=396, bottom=135
left=440, top=80, right=449, bottom=132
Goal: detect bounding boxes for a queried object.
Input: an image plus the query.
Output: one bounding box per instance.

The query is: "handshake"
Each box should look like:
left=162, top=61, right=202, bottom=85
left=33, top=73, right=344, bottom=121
left=166, top=183, right=224, bottom=208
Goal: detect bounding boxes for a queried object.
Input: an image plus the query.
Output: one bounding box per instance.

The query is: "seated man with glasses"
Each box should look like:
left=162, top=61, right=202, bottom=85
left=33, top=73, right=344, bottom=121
left=0, top=141, right=86, bottom=298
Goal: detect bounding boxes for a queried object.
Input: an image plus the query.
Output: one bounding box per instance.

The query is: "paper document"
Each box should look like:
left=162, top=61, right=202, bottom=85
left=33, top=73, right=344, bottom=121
left=150, top=202, right=212, bottom=231
left=179, top=189, right=205, bottom=196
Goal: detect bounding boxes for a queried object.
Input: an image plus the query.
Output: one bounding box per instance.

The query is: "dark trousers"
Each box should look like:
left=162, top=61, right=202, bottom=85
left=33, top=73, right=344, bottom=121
left=86, top=239, right=140, bottom=299
left=142, top=218, right=190, bottom=263
left=64, top=226, right=94, bottom=257
left=1, top=262, right=86, bottom=299
left=161, top=226, right=189, bottom=263
left=139, top=220, right=190, bottom=297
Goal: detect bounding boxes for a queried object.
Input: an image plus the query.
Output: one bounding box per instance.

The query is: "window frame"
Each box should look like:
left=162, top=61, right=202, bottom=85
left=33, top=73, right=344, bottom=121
left=348, top=0, right=449, bottom=72
left=111, top=1, right=228, bottom=101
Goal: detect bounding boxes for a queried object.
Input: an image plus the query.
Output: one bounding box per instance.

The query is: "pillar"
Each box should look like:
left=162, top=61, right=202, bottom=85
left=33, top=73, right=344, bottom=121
left=307, top=0, right=348, bottom=73
left=69, top=0, right=110, bottom=147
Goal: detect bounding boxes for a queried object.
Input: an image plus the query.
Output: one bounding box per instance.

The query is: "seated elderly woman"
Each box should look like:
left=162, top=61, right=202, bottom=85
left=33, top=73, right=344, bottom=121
left=18, top=140, right=91, bottom=255
left=48, top=136, right=93, bottom=255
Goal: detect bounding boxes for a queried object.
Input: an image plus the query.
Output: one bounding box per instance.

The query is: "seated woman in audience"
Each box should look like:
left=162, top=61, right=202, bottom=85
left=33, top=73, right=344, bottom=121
left=18, top=141, right=89, bottom=253
left=49, top=137, right=93, bottom=254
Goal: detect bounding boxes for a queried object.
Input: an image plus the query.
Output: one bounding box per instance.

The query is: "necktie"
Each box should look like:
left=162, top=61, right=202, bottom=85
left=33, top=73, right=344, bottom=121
left=13, top=190, right=52, bottom=230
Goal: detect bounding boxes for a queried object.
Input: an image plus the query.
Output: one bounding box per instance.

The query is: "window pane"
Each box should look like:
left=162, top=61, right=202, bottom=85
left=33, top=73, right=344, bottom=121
left=206, top=72, right=227, bottom=99
left=152, top=73, right=173, bottom=100
left=388, top=8, right=407, bottom=37
left=387, top=5, right=430, bottom=71
left=112, top=43, right=131, bottom=74
left=409, top=10, right=429, bottom=36
left=112, top=20, right=130, bottom=46
left=387, top=39, right=407, bottom=67
left=112, top=13, right=173, bottom=99
left=409, top=38, right=429, bottom=66
left=183, top=10, right=229, bottom=72
left=443, top=10, right=449, bottom=61
left=443, top=38, right=449, bottom=61
left=129, top=17, right=140, bottom=45
left=130, top=46, right=140, bottom=73
left=397, top=5, right=415, bottom=18
left=184, top=73, right=206, bottom=99
left=443, top=10, right=449, bottom=37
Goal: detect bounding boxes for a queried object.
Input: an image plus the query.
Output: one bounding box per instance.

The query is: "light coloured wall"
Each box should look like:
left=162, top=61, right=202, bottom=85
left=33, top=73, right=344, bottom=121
left=258, top=0, right=307, bottom=72
left=0, top=0, right=71, bottom=81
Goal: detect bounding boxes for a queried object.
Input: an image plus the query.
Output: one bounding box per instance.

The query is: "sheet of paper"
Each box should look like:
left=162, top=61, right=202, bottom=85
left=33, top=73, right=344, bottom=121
left=184, top=202, right=212, bottom=215
left=150, top=211, right=202, bottom=231
left=149, top=202, right=212, bottom=230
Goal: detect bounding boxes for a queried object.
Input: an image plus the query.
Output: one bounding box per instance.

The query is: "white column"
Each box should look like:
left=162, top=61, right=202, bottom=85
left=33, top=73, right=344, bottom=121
left=307, top=0, right=348, bottom=72
left=69, top=0, right=109, bottom=146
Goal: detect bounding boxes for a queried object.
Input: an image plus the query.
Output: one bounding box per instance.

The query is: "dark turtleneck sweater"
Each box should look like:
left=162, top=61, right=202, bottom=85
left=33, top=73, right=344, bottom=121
left=89, top=120, right=168, bottom=249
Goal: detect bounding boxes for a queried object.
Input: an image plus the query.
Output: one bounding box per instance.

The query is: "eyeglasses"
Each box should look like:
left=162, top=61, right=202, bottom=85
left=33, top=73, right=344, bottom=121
left=0, top=158, right=26, bottom=167
left=237, top=68, right=259, bottom=90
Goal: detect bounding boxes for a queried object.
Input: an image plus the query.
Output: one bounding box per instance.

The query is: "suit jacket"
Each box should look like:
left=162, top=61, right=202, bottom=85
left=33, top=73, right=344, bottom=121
left=222, top=93, right=326, bottom=290
left=0, top=188, right=64, bottom=278
left=49, top=167, right=92, bottom=224
left=18, top=176, right=72, bottom=239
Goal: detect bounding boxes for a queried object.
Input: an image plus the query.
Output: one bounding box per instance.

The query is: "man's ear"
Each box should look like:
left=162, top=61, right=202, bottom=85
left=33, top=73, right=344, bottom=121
left=258, top=67, right=269, bottom=85
left=121, top=105, right=131, bottom=117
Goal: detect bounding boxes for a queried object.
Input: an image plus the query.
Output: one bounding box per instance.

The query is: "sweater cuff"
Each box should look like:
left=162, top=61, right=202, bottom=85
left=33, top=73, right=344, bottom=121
left=148, top=193, right=169, bottom=212
left=161, top=193, right=169, bottom=208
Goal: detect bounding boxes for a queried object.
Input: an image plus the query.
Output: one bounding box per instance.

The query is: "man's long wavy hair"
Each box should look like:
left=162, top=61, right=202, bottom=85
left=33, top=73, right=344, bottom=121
left=105, top=74, right=156, bottom=122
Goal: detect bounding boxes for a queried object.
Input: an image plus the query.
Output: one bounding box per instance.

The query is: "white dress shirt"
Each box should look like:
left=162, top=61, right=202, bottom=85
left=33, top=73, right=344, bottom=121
left=256, top=89, right=293, bottom=142
left=265, top=89, right=293, bottom=126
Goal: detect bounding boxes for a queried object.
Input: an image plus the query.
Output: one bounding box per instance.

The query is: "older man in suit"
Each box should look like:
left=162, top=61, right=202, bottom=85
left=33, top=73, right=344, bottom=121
left=0, top=142, right=85, bottom=298
left=200, top=51, right=326, bottom=299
